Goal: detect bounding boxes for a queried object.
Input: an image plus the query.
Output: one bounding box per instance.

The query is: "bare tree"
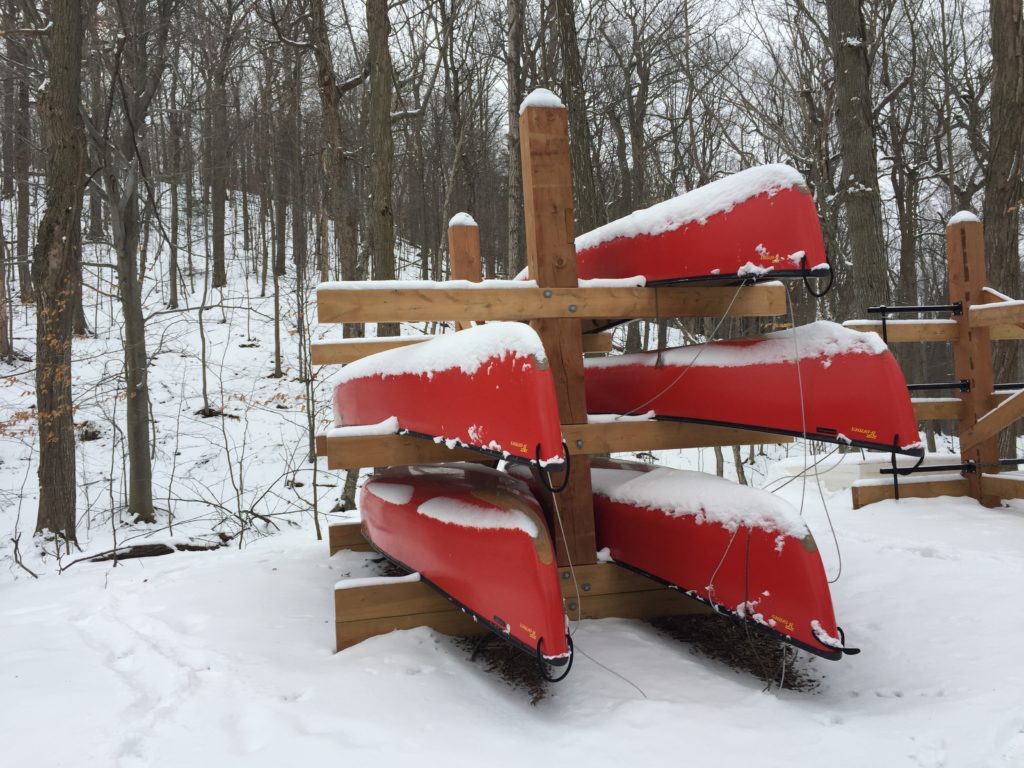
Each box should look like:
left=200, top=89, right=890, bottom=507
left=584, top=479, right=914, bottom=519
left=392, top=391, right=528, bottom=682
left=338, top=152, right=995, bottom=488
left=32, top=0, right=86, bottom=542
left=826, top=0, right=888, bottom=314
left=366, top=0, right=398, bottom=335
left=985, top=0, right=1023, bottom=457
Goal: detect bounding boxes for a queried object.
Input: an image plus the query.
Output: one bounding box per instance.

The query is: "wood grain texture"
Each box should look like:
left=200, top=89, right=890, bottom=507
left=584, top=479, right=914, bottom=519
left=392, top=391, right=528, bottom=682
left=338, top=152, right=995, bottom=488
left=851, top=478, right=969, bottom=509
left=315, top=283, right=788, bottom=324
left=947, top=219, right=1000, bottom=506
left=519, top=101, right=595, bottom=567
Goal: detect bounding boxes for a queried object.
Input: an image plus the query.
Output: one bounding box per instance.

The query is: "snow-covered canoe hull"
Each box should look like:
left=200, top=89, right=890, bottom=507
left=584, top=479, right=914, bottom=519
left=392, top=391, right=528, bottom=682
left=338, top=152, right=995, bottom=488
left=590, top=459, right=854, bottom=660
left=332, top=323, right=565, bottom=468
left=584, top=321, right=923, bottom=455
left=575, top=165, right=828, bottom=284
left=359, top=464, right=570, bottom=663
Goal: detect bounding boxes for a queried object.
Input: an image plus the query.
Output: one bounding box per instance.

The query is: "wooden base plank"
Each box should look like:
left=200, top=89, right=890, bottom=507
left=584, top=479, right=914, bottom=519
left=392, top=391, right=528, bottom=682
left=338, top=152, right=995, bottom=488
left=981, top=474, right=1024, bottom=501
left=851, top=475, right=969, bottom=509
left=328, top=522, right=371, bottom=555
left=334, top=561, right=708, bottom=652
left=337, top=609, right=486, bottom=650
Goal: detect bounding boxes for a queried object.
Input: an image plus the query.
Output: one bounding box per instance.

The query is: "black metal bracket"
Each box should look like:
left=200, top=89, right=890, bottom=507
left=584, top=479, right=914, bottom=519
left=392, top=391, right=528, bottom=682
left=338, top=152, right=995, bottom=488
left=906, top=379, right=970, bottom=393
left=867, top=302, right=963, bottom=315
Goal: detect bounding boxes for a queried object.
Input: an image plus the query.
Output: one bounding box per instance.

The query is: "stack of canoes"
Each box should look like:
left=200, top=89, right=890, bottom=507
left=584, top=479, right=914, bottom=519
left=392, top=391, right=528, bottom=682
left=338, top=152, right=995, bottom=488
left=332, top=166, right=919, bottom=673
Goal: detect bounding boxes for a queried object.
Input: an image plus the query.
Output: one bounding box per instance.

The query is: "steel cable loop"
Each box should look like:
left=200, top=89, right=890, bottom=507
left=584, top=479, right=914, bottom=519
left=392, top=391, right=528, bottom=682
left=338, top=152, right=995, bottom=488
left=536, top=633, right=574, bottom=683
left=536, top=440, right=571, bottom=493
left=801, top=253, right=834, bottom=298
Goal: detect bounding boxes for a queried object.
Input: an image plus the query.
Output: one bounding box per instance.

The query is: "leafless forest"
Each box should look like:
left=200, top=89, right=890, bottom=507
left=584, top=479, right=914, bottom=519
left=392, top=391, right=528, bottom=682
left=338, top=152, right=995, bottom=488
left=0, top=0, right=1021, bottom=552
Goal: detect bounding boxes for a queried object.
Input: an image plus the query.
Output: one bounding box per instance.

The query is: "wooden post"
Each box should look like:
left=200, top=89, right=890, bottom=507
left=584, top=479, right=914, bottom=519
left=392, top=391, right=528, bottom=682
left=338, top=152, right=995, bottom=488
left=946, top=216, right=1000, bottom=507
left=448, top=214, right=481, bottom=331
left=519, top=95, right=597, bottom=566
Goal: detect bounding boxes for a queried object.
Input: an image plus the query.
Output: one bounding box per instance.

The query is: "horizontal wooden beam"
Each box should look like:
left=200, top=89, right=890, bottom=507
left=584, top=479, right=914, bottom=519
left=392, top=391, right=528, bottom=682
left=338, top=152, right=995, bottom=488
left=851, top=475, right=969, bottom=509
left=334, top=562, right=708, bottom=651
left=842, top=319, right=1024, bottom=342
left=328, top=522, right=372, bottom=555
left=316, top=432, right=487, bottom=469
left=981, top=474, right=1024, bottom=501
left=959, top=388, right=1024, bottom=452
left=912, top=398, right=963, bottom=421
left=843, top=319, right=958, bottom=342
left=316, top=283, right=787, bottom=324
left=968, top=301, right=1024, bottom=328
left=312, top=331, right=613, bottom=365
left=316, top=421, right=791, bottom=470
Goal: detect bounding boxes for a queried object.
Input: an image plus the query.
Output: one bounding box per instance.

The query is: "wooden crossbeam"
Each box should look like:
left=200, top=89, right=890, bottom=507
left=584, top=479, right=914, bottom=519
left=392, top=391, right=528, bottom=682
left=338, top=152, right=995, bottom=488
left=315, top=421, right=790, bottom=470
left=851, top=475, right=970, bottom=509
left=912, top=398, right=963, bottom=421
left=328, top=521, right=372, bottom=555
left=959, top=388, right=1024, bottom=452
left=980, top=474, right=1024, bottom=501
left=311, top=331, right=613, bottom=365
left=333, top=559, right=708, bottom=651
left=842, top=319, right=1024, bottom=342
left=968, top=301, right=1024, bottom=328
left=315, top=282, right=787, bottom=325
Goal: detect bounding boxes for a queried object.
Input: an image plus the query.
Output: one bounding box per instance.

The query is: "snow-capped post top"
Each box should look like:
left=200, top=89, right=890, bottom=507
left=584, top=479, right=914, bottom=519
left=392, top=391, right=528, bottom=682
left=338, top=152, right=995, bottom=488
left=448, top=212, right=477, bottom=228
left=947, top=210, right=981, bottom=227
left=519, top=88, right=564, bottom=115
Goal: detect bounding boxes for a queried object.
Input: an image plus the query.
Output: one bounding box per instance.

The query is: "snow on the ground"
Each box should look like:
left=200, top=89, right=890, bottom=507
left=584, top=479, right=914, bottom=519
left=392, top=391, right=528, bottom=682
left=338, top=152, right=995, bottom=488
left=3, top=441, right=1024, bottom=766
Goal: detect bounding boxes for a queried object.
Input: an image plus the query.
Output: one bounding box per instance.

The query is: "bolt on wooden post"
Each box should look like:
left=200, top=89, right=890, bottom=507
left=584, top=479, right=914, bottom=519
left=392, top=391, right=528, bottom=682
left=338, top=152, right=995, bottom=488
left=946, top=216, right=1000, bottom=507
left=519, top=95, right=597, bottom=566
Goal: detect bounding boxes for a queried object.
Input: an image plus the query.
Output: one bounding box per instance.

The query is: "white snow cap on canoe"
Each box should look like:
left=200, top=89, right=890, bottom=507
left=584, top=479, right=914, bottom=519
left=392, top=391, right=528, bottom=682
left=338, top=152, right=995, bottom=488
left=448, top=212, right=477, bottom=228
left=575, top=164, right=807, bottom=252
left=519, top=87, right=564, bottom=114
left=364, top=481, right=415, bottom=506
left=417, top=497, right=539, bottom=537
left=948, top=210, right=980, bottom=226
left=334, top=321, right=547, bottom=383
left=585, top=320, right=889, bottom=371
left=591, top=467, right=808, bottom=537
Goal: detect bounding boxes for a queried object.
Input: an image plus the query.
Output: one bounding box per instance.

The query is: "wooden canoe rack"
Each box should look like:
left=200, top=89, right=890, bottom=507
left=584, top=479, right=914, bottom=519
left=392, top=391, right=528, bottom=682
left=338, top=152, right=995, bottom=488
left=316, top=99, right=794, bottom=652
left=844, top=217, right=1024, bottom=509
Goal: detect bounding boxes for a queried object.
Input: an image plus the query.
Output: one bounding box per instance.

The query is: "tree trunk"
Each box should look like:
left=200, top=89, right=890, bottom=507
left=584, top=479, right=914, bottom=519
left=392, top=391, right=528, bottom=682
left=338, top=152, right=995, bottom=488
left=210, top=73, right=228, bottom=288
left=32, top=0, right=86, bottom=542
left=985, top=0, right=1024, bottom=458
left=506, top=0, right=526, bottom=275
left=109, top=183, right=156, bottom=523
left=366, top=0, right=398, bottom=336
left=14, top=58, right=32, bottom=302
left=556, top=0, right=602, bottom=232
left=825, top=0, right=888, bottom=315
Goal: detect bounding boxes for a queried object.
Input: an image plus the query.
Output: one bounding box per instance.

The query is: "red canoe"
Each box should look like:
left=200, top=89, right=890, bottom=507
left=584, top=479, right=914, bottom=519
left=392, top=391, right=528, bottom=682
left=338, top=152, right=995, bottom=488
left=574, top=164, right=828, bottom=284
left=585, top=321, right=923, bottom=455
left=589, top=459, right=856, bottom=659
left=359, top=463, right=570, bottom=664
left=332, top=322, right=565, bottom=468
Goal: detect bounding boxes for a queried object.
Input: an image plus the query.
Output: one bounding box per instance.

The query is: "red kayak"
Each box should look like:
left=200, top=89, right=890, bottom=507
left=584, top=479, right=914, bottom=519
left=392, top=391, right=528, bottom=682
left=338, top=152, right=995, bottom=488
left=332, top=322, right=565, bottom=468
left=589, top=459, right=857, bottom=659
left=575, top=164, right=829, bottom=284
left=359, top=464, right=570, bottom=665
left=585, top=321, right=923, bottom=455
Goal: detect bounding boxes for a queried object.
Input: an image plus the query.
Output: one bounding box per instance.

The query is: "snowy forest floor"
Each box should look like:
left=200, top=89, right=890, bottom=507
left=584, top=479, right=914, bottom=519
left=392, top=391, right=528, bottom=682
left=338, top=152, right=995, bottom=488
left=3, top=211, right=1024, bottom=766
